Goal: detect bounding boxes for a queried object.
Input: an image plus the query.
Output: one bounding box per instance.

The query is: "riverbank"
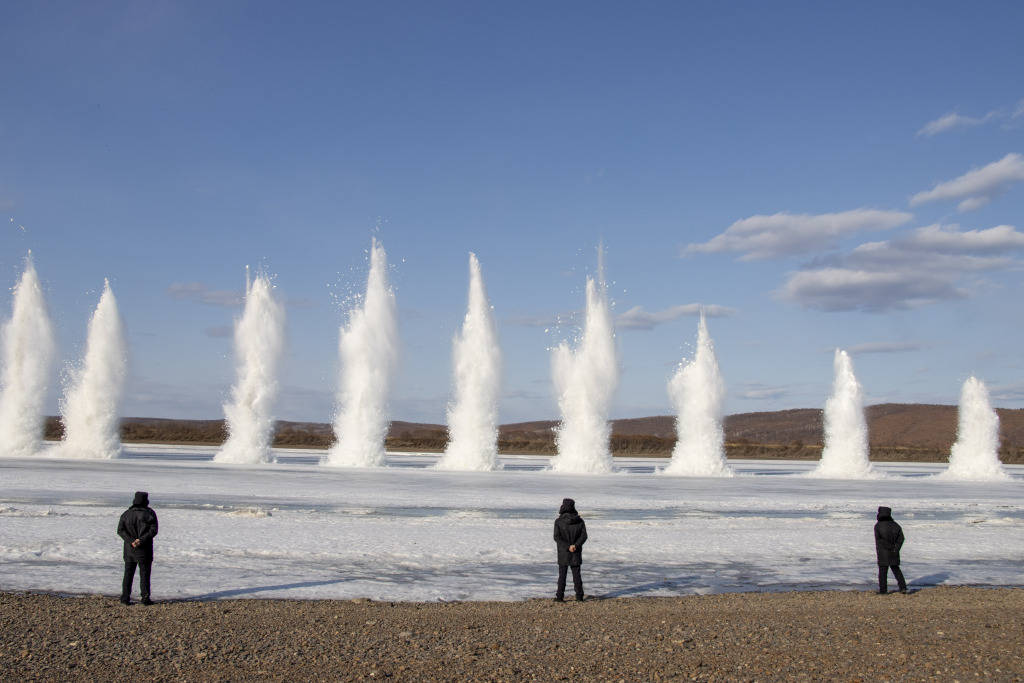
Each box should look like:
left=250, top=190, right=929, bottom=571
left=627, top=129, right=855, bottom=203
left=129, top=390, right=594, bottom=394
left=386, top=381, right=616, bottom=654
left=2, top=587, right=1021, bottom=681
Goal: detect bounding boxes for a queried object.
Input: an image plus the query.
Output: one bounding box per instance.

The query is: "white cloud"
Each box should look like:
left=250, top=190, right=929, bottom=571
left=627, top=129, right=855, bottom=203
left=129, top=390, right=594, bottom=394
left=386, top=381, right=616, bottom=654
left=506, top=312, right=574, bottom=328
left=390, top=395, right=447, bottom=423
left=167, top=284, right=306, bottom=310
left=917, top=113, right=984, bottom=137
left=847, top=341, right=924, bottom=355
left=276, top=385, right=335, bottom=422
left=917, top=99, right=1024, bottom=136
left=900, top=224, right=1024, bottom=253
left=917, top=111, right=999, bottom=137
left=124, top=376, right=224, bottom=419
left=955, top=196, right=991, bottom=212
left=509, top=303, right=735, bottom=330
left=779, top=223, right=1024, bottom=312
left=736, top=385, right=789, bottom=400
left=616, top=303, right=735, bottom=330
left=780, top=268, right=963, bottom=312
left=684, top=209, right=912, bottom=260
left=909, top=153, right=1024, bottom=212
left=844, top=239, right=1013, bottom=273
left=167, top=282, right=243, bottom=307
left=989, top=381, right=1024, bottom=403
left=204, top=325, right=234, bottom=338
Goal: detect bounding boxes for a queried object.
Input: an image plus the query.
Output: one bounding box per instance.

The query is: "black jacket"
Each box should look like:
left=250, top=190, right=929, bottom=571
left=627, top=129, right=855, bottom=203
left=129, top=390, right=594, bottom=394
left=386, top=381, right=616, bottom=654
left=117, top=492, right=159, bottom=561
left=554, top=505, right=588, bottom=567
left=874, top=506, right=904, bottom=567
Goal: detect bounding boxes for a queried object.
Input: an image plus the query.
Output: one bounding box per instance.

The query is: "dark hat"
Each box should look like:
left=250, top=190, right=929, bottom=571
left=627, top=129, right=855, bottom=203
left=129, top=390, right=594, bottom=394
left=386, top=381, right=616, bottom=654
left=877, top=505, right=892, bottom=520
left=559, top=498, right=577, bottom=514
left=132, top=491, right=149, bottom=507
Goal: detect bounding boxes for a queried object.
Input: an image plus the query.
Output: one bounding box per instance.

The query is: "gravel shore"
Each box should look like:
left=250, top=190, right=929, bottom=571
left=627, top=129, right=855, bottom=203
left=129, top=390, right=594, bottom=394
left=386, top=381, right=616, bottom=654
left=1, top=587, right=1021, bottom=681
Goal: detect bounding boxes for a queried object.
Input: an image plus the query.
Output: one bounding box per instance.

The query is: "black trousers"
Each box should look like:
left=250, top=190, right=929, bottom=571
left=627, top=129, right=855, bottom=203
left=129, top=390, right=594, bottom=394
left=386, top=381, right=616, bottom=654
left=557, top=564, right=583, bottom=599
left=878, top=564, right=906, bottom=592
left=122, top=557, right=152, bottom=600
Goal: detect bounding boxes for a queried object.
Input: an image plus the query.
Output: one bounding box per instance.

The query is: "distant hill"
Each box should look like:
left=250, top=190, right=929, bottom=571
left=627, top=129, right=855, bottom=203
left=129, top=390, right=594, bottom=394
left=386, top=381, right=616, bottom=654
left=41, top=403, right=1024, bottom=463
left=726, top=403, right=1024, bottom=452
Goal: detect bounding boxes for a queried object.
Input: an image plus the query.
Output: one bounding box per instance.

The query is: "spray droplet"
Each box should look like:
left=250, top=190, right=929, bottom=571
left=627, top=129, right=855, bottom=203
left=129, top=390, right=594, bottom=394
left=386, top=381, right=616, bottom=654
left=215, top=272, right=285, bottom=465
left=811, top=350, right=873, bottom=479
left=550, top=243, right=618, bottom=474
left=328, top=238, right=398, bottom=468
left=664, top=312, right=731, bottom=477
left=437, top=253, right=501, bottom=472
left=0, top=255, right=56, bottom=458
left=943, top=377, right=1007, bottom=480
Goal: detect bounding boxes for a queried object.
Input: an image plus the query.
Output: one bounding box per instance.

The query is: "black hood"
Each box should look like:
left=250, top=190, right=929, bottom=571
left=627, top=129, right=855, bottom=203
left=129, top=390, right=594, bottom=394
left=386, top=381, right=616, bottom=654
left=559, top=498, right=577, bottom=515
left=877, top=506, right=892, bottom=521
left=132, top=491, right=149, bottom=507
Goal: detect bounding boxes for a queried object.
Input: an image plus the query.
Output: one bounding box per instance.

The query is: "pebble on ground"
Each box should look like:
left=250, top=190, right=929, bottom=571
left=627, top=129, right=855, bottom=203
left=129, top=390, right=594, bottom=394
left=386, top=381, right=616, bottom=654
left=1, top=587, right=1021, bottom=681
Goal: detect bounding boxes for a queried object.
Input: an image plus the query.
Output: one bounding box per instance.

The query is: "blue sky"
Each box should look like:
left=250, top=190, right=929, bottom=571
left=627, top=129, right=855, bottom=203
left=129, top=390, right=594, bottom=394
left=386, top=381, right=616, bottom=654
left=3, top=1, right=1024, bottom=423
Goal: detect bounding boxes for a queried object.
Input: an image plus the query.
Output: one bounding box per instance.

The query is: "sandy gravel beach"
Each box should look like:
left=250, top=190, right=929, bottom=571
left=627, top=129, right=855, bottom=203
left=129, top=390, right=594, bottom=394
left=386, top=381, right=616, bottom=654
left=1, top=587, right=1021, bottom=681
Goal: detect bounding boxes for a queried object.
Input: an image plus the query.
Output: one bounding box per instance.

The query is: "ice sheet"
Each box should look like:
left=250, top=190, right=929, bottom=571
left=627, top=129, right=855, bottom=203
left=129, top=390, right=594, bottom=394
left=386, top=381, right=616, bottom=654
left=1, top=444, right=1021, bottom=602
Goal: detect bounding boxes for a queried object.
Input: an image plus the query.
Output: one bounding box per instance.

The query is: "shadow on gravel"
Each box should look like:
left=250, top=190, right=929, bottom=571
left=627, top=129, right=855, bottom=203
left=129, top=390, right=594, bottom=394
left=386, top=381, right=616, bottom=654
left=597, top=561, right=793, bottom=598
left=910, top=572, right=951, bottom=587
left=601, top=575, right=701, bottom=598
left=186, top=578, right=355, bottom=601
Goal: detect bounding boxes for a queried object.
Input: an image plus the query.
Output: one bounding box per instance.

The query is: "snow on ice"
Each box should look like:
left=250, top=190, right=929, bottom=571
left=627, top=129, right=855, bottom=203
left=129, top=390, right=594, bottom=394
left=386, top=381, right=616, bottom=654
left=0, top=444, right=1021, bottom=602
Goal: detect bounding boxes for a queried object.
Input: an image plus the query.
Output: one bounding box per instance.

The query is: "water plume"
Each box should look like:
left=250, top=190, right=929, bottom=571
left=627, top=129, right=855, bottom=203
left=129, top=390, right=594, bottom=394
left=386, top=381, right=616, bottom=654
left=0, top=254, right=56, bottom=458
left=663, top=311, right=732, bottom=476
left=327, top=238, right=398, bottom=467
left=58, top=280, right=127, bottom=459
left=942, top=376, right=1008, bottom=480
left=811, top=349, right=874, bottom=478
left=437, top=253, right=501, bottom=471
left=215, top=270, right=286, bottom=464
left=550, top=247, right=618, bottom=474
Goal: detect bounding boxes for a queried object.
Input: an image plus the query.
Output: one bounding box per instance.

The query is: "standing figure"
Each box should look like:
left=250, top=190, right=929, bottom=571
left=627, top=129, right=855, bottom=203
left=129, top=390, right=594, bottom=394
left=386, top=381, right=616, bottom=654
left=553, top=497, right=588, bottom=602
left=117, top=491, right=159, bottom=605
left=874, top=505, right=907, bottom=594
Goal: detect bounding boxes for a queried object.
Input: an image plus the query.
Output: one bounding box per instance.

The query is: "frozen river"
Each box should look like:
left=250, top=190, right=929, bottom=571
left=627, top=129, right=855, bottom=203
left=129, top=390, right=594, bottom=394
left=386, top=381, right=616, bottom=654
left=1, top=444, right=1022, bottom=602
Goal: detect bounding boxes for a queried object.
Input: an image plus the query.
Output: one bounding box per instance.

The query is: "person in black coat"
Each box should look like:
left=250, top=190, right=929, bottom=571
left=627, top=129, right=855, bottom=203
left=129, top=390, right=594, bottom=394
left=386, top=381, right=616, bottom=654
left=553, top=498, right=588, bottom=602
left=874, top=505, right=906, bottom=594
left=117, top=491, right=159, bottom=605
